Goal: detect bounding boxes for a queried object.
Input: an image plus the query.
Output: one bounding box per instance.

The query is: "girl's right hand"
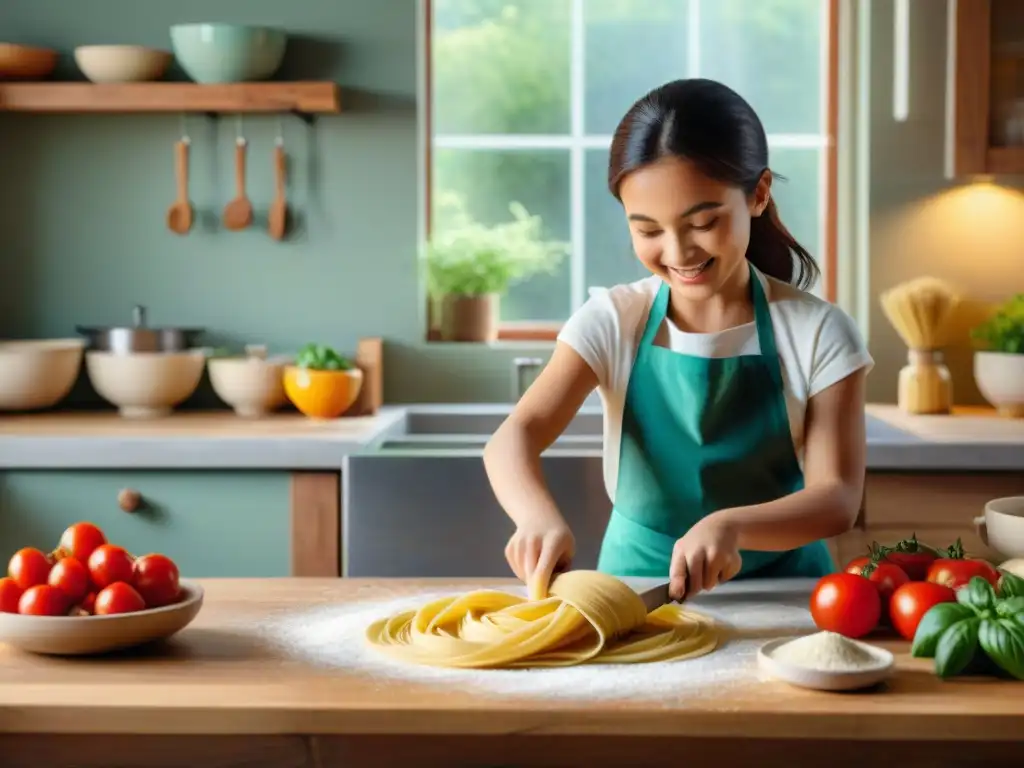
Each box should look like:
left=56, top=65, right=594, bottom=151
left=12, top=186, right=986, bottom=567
left=505, top=522, right=576, bottom=599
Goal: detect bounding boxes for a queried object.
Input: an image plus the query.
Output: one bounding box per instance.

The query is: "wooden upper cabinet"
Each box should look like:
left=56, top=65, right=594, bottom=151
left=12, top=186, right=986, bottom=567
left=947, top=0, right=1024, bottom=177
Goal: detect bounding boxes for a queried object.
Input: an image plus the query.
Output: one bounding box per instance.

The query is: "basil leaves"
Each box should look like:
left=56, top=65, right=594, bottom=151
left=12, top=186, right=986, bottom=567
left=294, top=343, right=354, bottom=372
left=912, top=572, right=1024, bottom=680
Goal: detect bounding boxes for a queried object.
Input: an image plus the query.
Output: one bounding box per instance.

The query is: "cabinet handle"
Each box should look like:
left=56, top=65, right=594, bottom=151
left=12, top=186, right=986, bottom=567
left=117, top=488, right=142, bottom=513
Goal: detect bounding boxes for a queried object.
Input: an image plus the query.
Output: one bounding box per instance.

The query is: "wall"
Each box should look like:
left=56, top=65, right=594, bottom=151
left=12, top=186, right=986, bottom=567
left=0, top=0, right=546, bottom=407
left=2, top=0, right=1022, bottom=408
left=864, top=0, right=1024, bottom=405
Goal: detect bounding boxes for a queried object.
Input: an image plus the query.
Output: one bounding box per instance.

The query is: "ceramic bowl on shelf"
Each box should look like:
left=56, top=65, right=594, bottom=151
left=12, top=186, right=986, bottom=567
left=0, top=339, right=85, bottom=411
left=73, top=45, right=172, bottom=83
left=0, top=43, right=58, bottom=79
left=283, top=366, right=363, bottom=420
left=0, top=581, right=204, bottom=656
left=208, top=346, right=290, bottom=418
left=85, top=349, right=206, bottom=419
left=169, top=23, right=287, bottom=83
left=975, top=496, right=1024, bottom=560
left=974, top=351, right=1024, bottom=419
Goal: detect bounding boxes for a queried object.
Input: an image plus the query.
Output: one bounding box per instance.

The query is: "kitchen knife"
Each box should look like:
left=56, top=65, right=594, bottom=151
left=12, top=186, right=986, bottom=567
left=636, top=581, right=674, bottom=613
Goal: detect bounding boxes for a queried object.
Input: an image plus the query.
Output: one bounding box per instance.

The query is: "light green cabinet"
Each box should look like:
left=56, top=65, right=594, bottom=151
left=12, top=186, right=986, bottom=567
left=0, top=471, right=293, bottom=578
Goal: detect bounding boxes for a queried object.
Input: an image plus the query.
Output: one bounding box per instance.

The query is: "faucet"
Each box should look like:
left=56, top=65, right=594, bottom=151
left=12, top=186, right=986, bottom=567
left=512, top=357, right=545, bottom=400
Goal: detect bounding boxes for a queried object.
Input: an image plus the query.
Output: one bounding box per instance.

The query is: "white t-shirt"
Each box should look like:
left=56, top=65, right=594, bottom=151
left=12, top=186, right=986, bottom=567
left=557, top=266, right=874, bottom=504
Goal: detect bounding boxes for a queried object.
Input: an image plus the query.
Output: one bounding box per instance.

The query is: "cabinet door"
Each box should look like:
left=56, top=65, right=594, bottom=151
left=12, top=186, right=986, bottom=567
left=0, top=471, right=292, bottom=577
left=949, top=0, right=1024, bottom=176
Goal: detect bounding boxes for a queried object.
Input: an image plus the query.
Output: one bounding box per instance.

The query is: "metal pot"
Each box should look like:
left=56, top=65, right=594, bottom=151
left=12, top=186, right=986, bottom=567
left=76, top=305, right=204, bottom=353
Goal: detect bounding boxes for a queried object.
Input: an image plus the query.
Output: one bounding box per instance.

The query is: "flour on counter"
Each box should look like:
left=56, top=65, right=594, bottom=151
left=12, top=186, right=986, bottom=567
left=252, top=588, right=817, bottom=702
left=770, top=631, right=880, bottom=672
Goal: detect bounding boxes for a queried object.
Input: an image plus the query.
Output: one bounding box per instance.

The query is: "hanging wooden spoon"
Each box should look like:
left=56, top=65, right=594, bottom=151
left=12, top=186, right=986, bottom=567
left=268, top=141, right=288, bottom=241
left=166, top=139, right=193, bottom=235
left=222, top=137, right=253, bottom=231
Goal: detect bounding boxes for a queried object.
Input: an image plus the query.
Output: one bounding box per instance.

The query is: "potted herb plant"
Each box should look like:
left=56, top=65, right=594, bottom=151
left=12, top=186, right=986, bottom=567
left=971, top=294, right=1024, bottom=418
left=424, top=192, right=569, bottom=342
left=283, top=343, right=363, bottom=420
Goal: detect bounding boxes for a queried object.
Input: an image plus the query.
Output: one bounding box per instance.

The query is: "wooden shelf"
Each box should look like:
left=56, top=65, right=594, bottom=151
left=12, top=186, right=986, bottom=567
left=985, top=146, right=1024, bottom=175
left=0, top=81, right=340, bottom=115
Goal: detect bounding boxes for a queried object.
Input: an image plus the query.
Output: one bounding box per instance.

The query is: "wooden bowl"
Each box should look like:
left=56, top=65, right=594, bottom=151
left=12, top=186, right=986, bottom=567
left=0, top=43, right=58, bottom=79
left=0, top=581, right=204, bottom=656
left=283, top=366, right=363, bottom=419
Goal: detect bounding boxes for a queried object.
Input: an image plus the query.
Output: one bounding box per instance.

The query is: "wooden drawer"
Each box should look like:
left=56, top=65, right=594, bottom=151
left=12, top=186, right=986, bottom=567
left=864, top=472, right=1024, bottom=528
left=0, top=470, right=337, bottom=578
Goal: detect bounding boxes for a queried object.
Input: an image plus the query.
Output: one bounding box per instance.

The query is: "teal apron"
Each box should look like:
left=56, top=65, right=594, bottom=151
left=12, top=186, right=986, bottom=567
left=596, top=264, right=835, bottom=580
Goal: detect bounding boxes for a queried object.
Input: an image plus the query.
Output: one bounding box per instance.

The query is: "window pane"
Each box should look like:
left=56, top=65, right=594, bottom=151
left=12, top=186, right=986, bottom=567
left=769, top=147, right=822, bottom=293
left=699, top=0, right=824, bottom=135
left=584, top=0, right=692, bottom=135
left=432, top=0, right=571, bottom=135
left=583, top=147, right=822, bottom=295
left=433, top=149, right=572, bottom=321
left=583, top=149, right=651, bottom=290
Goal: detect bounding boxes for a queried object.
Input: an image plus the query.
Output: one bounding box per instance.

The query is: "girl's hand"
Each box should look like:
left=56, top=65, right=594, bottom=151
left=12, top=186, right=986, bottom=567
left=669, top=516, right=742, bottom=601
left=505, top=521, right=576, bottom=599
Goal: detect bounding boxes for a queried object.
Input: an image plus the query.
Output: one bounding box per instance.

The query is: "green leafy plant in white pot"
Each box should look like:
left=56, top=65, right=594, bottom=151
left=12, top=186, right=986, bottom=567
left=971, top=294, right=1024, bottom=418
left=424, top=192, right=569, bottom=342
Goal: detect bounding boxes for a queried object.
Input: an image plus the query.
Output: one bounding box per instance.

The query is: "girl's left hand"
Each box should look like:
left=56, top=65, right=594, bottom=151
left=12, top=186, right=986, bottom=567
left=669, top=515, right=743, bottom=601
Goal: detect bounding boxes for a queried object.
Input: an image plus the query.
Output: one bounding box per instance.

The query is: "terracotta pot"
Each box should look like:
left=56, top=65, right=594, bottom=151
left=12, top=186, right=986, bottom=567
left=441, top=294, right=498, bottom=342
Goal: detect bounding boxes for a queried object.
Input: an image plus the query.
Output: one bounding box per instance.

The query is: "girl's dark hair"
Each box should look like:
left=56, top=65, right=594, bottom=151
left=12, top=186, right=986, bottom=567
left=608, top=78, right=819, bottom=290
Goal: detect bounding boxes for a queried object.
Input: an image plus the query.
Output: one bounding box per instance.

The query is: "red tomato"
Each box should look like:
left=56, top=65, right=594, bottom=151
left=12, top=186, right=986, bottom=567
left=889, top=581, right=957, bottom=640
left=80, top=592, right=97, bottom=614
left=0, top=576, right=23, bottom=613
left=18, top=584, right=70, bottom=616
left=47, top=556, right=91, bottom=603
left=810, top=572, right=882, bottom=638
left=881, top=539, right=939, bottom=581
left=845, top=557, right=910, bottom=609
left=8, top=547, right=53, bottom=589
left=57, top=522, right=107, bottom=562
left=87, top=544, right=135, bottom=589
left=926, top=558, right=1000, bottom=591
left=94, top=582, right=145, bottom=615
left=132, top=553, right=181, bottom=607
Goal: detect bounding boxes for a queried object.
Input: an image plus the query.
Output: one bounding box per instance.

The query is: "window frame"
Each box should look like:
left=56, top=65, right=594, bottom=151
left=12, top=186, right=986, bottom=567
left=423, top=0, right=840, bottom=343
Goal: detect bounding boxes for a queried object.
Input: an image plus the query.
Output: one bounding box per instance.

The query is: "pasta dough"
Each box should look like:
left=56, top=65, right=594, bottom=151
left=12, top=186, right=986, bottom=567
left=365, top=570, right=719, bottom=668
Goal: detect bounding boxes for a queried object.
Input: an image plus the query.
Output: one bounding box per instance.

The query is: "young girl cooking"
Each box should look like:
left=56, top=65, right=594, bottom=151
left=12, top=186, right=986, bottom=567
left=484, top=78, right=873, bottom=603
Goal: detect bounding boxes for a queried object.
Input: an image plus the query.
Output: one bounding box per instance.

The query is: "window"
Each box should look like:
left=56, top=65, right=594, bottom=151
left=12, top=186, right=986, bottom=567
left=426, top=0, right=838, bottom=340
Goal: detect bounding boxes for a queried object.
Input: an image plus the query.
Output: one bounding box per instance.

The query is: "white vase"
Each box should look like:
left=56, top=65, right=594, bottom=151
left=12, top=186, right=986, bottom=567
left=974, top=351, right=1024, bottom=418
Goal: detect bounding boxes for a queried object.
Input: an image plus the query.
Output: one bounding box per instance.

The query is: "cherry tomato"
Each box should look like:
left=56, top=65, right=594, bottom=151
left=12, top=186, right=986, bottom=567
left=47, top=556, right=91, bottom=603
left=8, top=547, right=53, bottom=589
left=94, top=582, right=145, bottom=615
left=889, top=581, right=957, bottom=640
left=18, top=584, right=70, bottom=616
left=87, top=544, right=135, bottom=589
left=880, top=536, right=939, bottom=581
left=0, top=576, right=23, bottom=613
left=80, top=592, right=97, bottom=614
left=810, top=572, right=882, bottom=638
left=845, top=557, right=910, bottom=611
left=926, top=558, right=1000, bottom=591
left=57, top=522, right=107, bottom=562
left=132, top=553, right=181, bottom=608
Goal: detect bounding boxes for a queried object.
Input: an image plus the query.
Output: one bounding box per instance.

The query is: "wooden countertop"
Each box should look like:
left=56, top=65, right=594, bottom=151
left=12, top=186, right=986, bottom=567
left=867, top=403, right=1024, bottom=442
left=1, top=578, right=1021, bottom=742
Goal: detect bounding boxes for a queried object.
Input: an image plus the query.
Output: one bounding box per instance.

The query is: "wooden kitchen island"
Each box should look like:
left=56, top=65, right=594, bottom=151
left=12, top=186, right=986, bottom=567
left=1, top=579, right=1022, bottom=768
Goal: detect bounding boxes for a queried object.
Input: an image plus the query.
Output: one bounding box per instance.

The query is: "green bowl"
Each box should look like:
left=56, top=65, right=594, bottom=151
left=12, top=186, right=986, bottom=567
left=170, top=23, right=287, bottom=83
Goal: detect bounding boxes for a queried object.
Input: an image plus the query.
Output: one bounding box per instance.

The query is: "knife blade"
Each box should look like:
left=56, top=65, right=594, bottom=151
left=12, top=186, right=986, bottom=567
left=636, top=581, right=674, bottom=613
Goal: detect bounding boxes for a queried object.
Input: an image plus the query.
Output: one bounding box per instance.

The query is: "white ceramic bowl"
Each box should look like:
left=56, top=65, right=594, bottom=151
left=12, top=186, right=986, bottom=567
left=0, top=339, right=85, bottom=411
left=974, top=351, right=1024, bottom=418
left=73, top=45, right=172, bottom=83
left=86, top=349, right=206, bottom=418
left=208, top=353, right=290, bottom=418
left=0, top=581, right=203, bottom=656
left=975, top=496, right=1024, bottom=559
left=757, top=636, right=895, bottom=692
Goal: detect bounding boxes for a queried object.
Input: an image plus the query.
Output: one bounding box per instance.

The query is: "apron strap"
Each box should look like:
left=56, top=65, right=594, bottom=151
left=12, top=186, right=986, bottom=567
left=639, top=281, right=671, bottom=348
left=749, top=263, right=785, bottom=389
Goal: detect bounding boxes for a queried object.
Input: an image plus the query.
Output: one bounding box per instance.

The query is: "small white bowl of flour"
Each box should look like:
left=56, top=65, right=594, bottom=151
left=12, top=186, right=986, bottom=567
left=757, top=631, right=895, bottom=692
